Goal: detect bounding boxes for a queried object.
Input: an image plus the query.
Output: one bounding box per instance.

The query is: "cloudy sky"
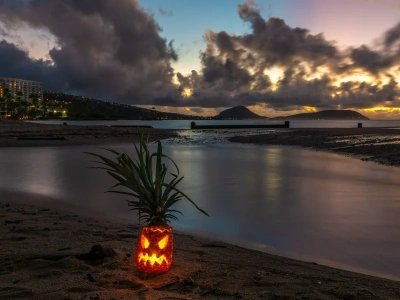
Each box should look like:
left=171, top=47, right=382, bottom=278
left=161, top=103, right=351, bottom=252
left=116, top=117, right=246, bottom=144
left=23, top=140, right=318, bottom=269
left=1, top=0, right=400, bottom=119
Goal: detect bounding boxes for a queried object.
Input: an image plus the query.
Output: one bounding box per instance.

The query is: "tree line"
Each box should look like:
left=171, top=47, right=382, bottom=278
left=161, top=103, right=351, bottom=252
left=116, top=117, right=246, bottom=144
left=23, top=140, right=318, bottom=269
left=0, top=88, right=47, bottom=119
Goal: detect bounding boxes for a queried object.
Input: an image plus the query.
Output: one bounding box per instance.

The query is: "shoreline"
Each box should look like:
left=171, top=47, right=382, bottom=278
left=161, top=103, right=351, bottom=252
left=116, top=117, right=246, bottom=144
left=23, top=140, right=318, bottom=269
left=3, top=120, right=400, bottom=169
left=1, top=193, right=400, bottom=299
left=0, top=120, right=177, bottom=147
left=229, top=127, right=400, bottom=167
left=2, top=121, right=400, bottom=169
left=2, top=121, right=400, bottom=298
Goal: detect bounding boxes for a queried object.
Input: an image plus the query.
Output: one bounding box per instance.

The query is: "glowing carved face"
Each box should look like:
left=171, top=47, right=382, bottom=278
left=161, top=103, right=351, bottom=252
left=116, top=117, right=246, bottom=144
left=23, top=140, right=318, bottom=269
left=135, top=225, right=173, bottom=274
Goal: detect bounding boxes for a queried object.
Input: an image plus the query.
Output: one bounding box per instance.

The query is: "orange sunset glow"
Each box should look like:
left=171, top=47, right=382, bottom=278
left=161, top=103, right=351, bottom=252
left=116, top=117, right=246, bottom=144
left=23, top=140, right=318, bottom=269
left=1, top=0, right=400, bottom=119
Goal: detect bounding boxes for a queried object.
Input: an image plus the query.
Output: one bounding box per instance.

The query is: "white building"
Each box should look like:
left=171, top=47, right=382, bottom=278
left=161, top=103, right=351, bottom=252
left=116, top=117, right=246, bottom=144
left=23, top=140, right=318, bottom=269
left=0, top=77, right=43, bottom=103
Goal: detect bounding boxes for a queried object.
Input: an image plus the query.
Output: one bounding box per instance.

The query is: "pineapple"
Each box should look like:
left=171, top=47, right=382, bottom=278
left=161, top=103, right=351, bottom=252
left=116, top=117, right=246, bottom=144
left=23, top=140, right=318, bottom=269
left=85, top=133, right=208, bottom=273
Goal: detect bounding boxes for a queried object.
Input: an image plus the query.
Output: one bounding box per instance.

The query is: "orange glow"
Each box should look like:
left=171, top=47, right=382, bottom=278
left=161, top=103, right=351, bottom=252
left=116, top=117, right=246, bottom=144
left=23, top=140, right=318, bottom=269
left=264, top=67, right=284, bottom=84
left=158, top=236, right=168, bottom=249
left=181, top=88, right=193, bottom=98
left=333, top=73, right=375, bottom=86
left=141, top=235, right=149, bottom=248
left=138, top=253, right=168, bottom=266
left=363, top=107, right=400, bottom=113
left=135, top=224, right=173, bottom=274
left=304, top=106, right=318, bottom=112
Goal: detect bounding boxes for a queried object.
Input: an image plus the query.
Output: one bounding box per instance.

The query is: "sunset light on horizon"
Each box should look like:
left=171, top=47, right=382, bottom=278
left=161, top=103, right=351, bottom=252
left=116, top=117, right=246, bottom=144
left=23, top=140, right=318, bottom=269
left=1, top=0, right=400, bottom=119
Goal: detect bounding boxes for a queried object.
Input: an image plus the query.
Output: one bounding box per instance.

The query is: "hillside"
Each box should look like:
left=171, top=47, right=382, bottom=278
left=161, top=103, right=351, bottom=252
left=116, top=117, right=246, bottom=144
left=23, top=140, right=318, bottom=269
left=214, top=106, right=266, bottom=119
left=273, top=110, right=369, bottom=120
left=43, top=91, right=207, bottom=120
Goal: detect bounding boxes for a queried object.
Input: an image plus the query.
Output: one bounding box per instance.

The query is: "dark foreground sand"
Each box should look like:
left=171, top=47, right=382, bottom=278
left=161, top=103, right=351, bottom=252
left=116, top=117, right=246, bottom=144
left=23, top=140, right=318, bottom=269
left=1, top=192, right=400, bottom=300
left=229, top=127, right=400, bottom=167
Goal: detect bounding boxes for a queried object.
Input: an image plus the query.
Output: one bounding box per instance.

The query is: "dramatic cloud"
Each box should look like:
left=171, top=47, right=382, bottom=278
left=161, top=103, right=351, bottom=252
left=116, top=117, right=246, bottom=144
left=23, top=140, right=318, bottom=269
left=168, top=0, right=400, bottom=112
left=0, top=0, right=177, bottom=102
left=1, top=0, right=400, bottom=114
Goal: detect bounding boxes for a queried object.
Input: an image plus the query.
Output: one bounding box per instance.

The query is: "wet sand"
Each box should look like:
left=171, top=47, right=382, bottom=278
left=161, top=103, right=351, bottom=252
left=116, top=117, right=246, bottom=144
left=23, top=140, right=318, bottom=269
left=229, top=127, right=400, bottom=167
left=1, top=192, right=400, bottom=300
left=3, top=120, right=400, bottom=169
left=0, top=120, right=177, bottom=147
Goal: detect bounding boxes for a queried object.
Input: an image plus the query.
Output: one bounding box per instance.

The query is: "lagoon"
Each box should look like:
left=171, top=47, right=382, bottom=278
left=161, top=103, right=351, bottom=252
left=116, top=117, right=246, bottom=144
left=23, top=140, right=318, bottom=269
left=1, top=140, right=400, bottom=280
left=28, top=119, right=400, bottom=129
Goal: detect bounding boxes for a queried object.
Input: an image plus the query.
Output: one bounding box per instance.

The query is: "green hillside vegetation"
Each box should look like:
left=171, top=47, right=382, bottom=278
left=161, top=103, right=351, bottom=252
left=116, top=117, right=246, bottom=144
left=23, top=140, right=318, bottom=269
left=43, top=91, right=209, bottom=120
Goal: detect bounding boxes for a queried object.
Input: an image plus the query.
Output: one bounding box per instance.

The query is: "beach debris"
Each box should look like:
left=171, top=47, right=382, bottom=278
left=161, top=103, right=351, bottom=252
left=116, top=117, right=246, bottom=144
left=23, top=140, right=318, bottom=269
left=112, top=279, right=145, bottom=290
left=4, top=220, right=22, bottom=225
left=58, top=246, right=72, bottom=251
left=22, top=210, right=37, bottom=215
left=154, top=276, right=196, bottom=294
left=76, top=244, right=116, bottom=264
left=87, top=273, right=97, bottom=282
left=201, top=242, right=227, bottom=248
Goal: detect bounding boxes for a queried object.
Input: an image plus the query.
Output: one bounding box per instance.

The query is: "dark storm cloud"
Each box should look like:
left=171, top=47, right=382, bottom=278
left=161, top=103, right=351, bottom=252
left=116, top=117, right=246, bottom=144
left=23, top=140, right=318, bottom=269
left=0, top=39, right=66, bottom=89
left=168, top=0, right=400, bottom=111
left=0, top=0, right=177, bottom=102
left=384, top=22, right=400, bottom=48
left=350, top=45, right=393, bottom=74
left=236, top=3, right=339, bottom=69
left=1, top=0, right=400, bottom=112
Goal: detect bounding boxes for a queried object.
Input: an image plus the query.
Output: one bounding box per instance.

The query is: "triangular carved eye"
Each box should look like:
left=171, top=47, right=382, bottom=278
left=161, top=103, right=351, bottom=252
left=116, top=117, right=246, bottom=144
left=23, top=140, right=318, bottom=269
left=158, top=236, right=169, bottom=249
left=141, top=235, right=150, bottom=248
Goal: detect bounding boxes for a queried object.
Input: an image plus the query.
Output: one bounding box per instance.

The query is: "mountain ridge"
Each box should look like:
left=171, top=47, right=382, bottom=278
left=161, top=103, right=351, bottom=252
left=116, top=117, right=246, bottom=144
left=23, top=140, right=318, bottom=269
left=272, top=110, right=369, bottom=120
left=214, top=106, right=266, bottom=119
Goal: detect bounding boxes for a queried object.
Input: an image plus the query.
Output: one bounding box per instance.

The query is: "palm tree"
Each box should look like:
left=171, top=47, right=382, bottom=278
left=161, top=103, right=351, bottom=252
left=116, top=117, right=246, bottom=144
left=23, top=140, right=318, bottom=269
left=15, top=90, right=27, bottom=118
left=3, top=88, right=14, bottom=118
left=0, top=95, right=5, bottom=119
left=29, top=93, right=40, bottom=118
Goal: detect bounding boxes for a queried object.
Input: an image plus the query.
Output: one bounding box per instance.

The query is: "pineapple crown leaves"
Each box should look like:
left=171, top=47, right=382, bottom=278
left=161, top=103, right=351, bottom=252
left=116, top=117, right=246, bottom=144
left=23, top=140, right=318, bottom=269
left=84, top=133, right=209, bottom=224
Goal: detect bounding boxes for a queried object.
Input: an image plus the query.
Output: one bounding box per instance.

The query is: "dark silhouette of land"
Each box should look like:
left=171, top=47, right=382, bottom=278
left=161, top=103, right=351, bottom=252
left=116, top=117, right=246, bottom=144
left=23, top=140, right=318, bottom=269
left=42, top=92, right=370, bottom=121
left=273, top=110, right=369, bottom=120
left=214, top=105, right=267, bottom=119
left=43, top=91, right=210, bottom=120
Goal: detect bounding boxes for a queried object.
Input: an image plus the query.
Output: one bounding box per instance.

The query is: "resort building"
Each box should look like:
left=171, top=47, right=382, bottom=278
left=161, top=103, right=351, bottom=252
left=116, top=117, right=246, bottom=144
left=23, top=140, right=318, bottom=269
left=0, top=77, right=43, bottom=103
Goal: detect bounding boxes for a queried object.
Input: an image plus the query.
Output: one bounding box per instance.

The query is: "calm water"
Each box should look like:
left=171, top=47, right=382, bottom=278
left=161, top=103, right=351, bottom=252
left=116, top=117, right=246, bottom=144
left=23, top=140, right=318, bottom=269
left=28, top=119, right=400, bottom=129
left=1, top=141, right=400, bottom=280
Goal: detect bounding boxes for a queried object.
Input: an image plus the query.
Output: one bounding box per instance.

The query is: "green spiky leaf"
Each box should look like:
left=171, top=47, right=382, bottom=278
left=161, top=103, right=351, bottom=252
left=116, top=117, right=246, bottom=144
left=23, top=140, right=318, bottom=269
left=85, top=132, right=209, bottom=225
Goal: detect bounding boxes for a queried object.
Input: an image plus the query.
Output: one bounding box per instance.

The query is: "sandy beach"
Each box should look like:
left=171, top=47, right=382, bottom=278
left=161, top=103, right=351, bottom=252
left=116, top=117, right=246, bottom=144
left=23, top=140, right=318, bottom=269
left=1, top=120, right=400, bottom=299
left=1, top=191, right=400, bottom=300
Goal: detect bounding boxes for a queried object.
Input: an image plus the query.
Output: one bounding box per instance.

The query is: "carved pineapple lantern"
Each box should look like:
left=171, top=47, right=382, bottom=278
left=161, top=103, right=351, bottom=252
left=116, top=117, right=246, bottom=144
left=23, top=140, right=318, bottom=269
left=86, top=133, right=208, bottom=274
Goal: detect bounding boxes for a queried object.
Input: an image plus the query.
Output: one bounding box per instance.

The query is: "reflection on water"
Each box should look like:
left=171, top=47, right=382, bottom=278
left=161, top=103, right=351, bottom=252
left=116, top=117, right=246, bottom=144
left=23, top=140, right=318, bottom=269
left=29, top=119, right=400, bottom=129
left=1, top=143, right=400, bottom=280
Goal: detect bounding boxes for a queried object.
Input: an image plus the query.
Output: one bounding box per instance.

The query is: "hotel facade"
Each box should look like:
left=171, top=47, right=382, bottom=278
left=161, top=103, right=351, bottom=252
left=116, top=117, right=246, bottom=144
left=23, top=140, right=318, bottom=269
left=0, top=77, right=43, bottom=103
